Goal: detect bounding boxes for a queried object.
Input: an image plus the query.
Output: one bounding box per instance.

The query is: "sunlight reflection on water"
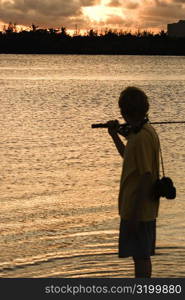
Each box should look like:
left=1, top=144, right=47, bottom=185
left=0, top=55, right=185, bottom=278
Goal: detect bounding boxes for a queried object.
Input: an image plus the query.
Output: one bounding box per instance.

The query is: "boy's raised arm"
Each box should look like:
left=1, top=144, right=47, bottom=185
left=107, top=120, right=125, bottom=158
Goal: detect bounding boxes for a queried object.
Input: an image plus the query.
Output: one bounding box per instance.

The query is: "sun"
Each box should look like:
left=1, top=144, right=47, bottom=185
left=83, top=5, right=108, bottom=22
left=82, top=0, right=123, bottom=23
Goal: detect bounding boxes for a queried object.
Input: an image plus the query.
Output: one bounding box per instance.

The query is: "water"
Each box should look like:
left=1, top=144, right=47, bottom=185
left=0, top=54, right=185, bottom=278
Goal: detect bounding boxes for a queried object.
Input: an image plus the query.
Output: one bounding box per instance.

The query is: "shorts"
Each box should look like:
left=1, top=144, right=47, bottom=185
left=119, top=219, right=156, bottom=259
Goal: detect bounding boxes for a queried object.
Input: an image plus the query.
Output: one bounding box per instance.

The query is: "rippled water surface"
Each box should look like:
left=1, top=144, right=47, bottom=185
left=0, top=54, right=185, bottom=278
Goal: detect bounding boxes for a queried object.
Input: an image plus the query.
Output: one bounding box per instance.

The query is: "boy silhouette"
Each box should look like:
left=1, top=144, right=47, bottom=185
left=108, top=87, right=160, bottom=278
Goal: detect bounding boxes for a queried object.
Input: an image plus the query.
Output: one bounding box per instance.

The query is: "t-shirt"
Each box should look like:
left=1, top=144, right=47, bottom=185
left=118, top=123, right=160, bottom=221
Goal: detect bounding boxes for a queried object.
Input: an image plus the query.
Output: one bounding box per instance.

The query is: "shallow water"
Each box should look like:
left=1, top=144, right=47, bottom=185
left=0, top=54, right=185, bottom=277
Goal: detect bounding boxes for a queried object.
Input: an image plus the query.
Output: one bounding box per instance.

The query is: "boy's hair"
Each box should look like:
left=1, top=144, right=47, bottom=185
left=119, top=86, right=149, bottom=120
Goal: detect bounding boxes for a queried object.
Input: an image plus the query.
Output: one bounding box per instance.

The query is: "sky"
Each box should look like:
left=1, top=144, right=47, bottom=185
left=0, top=0, right=185, bottom=33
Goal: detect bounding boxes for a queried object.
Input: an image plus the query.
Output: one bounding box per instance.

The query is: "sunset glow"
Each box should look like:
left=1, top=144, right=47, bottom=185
left=82, top=1, right=123, bottom=23
left=0, top=0, right=185, bottom=32
left=83, top=6, right=110, bottom=22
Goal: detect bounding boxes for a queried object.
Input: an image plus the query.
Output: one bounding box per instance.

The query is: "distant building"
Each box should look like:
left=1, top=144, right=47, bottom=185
left=168, top=20, right=185, bottom=37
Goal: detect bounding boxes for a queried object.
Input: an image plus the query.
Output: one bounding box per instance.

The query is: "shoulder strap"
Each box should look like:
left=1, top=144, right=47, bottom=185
left=159, top=143, right=165, bottom=178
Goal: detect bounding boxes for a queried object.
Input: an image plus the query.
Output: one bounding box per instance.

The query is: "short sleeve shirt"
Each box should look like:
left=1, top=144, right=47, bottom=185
left=118, top=123, right=160, bottom=221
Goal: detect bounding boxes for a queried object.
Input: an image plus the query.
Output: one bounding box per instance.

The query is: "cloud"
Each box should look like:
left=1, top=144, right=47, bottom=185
left=103, top=15, right=126, bottom=25
left=154, top=0, right=171, bottom=6
left=107, top=0, right=139, bottom=9
left=0, top=0, right=87, bottom=28
left=172, top=0, right=185, bottom=3
left=125, top=2, right=140, bottom=9
left=80, top=0, right=100, bottom=5
left=138, top=0, right=185, bottom=29
left=0, top=0, right=185, bottom=31
left=107, top=0, right=122, bottom=6
left=106, top=0, right=185, bottom=31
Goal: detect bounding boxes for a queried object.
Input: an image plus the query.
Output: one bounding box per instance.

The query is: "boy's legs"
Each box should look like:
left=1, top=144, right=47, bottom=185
left=119, top=219, right=156, bottom=278
left=133, top=257, right=152, bottom=278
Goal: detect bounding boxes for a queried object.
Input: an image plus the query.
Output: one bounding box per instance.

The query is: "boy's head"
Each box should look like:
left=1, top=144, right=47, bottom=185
left=118, top=86, right=149, bottom=123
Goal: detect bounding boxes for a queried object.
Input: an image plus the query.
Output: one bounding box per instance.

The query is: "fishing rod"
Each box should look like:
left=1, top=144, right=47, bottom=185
left=91, top=119, right=185, bottom=138
left=150, top=121, right=185, bottom=125
left=91, top=120, right=185, bottom=128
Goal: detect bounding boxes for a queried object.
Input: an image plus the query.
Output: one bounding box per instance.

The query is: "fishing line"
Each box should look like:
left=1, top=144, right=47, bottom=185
left=150, top=121, right=185, bottom=124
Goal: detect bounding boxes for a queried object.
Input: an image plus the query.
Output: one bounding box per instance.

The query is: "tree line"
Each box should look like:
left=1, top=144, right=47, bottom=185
left=0, top=23, right=185, bottom=55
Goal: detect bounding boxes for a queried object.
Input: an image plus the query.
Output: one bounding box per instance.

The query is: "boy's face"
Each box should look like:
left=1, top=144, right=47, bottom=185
left=120, top=108, right=143, bottom=126
left=122, top=113, right=129, bottom=123
left=120, top=108, right=130, bottom=123
left=120, top=108, right=126, bottom=121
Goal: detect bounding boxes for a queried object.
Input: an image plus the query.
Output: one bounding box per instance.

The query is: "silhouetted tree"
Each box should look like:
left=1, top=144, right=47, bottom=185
left=6, top=22, right=14, bottom=34
left=104, top=29, right=117, bottom=38
left=13, top=23, right=17, bottom=33
left=0, top=23, right=184, bottom=55
left=88, top=29, right=98, bottom=37
left=61, top=27, right=67, bottom=36
left=159, top=30, right=167, bottom=37
left=31, top=24, right=38, bottom=32
left=3, top=25, right=6, bottom=33
left=49, top=28, right=58, bottom=34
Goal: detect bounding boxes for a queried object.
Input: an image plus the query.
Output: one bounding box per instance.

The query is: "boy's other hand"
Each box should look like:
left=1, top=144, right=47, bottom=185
left=107, top=120, right=120, bottom=136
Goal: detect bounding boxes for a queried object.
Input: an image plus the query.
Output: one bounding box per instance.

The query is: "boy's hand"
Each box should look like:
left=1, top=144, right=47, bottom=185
left=107, top=120, right=120, bottom=136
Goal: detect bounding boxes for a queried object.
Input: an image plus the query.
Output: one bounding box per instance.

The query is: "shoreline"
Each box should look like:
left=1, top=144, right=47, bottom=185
left=0, top=52, right=185, bottom=56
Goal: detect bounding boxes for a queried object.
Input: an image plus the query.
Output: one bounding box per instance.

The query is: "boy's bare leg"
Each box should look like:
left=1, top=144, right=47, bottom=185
left=133, top=257, right=152, bottom=278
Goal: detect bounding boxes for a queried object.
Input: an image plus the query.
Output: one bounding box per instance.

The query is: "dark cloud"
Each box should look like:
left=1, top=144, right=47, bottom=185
left=0, top=0, right=93, bottom=28
left=154, top=0, right=185, bottom=6
left=139, top=0, right=185, bottom=29
left=172, top=0, right=185, bottom=3
left=154, top=0, right=170, bottom=6
left=152, top=0, right=185, bottom=8
left=80, top=0, right=100, bottom=5
left=125, top=2, right=140, bottom=9
left=107, top=0, right=139, bottom=9
left=2, top=0, right=80, bottom=17
left=154, top=0, right=169, bottom=7
left=0, top=0, right=185, bottom=31
left=107, top=0, right=122, bottom=6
